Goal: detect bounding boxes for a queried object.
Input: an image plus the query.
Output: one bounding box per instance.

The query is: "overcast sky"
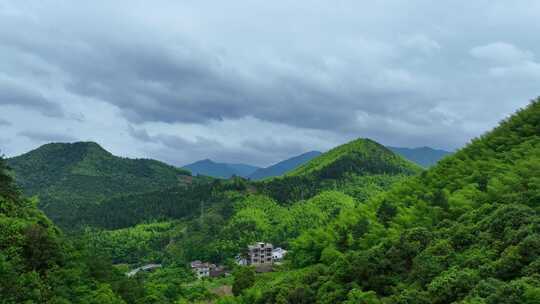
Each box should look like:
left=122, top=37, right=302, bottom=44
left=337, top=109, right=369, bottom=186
left=0, top=1, right=539, bottom=167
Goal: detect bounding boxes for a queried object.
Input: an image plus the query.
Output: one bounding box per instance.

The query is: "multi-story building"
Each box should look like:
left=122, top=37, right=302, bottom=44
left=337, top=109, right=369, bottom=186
left=247, top=242, right=273, bottom=265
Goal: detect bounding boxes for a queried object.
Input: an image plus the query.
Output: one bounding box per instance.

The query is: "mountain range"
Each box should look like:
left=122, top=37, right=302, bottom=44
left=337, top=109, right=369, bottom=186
left=182, top=159, right=259, bottom=179
left=5, top=137, right=422, bottom=230
left=249, top=151, right=323, bottom=180
left=182, top=146, right=450, bottom=179
left=388, top=146, right=452, bottom=167
left=181, top=152, right=324, bottom=180
left=2, top=98, right=539, bottom=303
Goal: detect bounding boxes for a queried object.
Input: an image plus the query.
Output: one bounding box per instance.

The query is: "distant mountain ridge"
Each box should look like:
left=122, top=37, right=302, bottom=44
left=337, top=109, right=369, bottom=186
left=248, top=151, right=322, bottom=180
left=182, top=159, right=260, bottom=178
left=180, top=145, right=450, bottom=179
left=388, top=146, right=451, bottom=167
left=183, top=151, right=323, bottom=180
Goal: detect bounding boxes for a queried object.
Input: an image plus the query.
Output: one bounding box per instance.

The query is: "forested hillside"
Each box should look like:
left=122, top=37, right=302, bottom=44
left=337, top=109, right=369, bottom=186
left=222, top=98, right=540, bottom=303
left=68, top=138, right=416, bottom=270
left=4, top=99, right=539, bottom=303
left=7, top=142, right=193, bottom=229
left=0, top=155, right=150, bottom=303
left=257, top=138, right=421, bottom=203
left=78, top=177, right=245, bottom=230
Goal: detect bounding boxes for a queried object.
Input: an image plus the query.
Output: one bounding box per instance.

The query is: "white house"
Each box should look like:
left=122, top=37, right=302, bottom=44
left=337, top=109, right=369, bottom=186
left=235, top=255, right=248, bottom=266
left=190, top=260, right=214, bottom=279
left=272, top=247, right=287, bottom=262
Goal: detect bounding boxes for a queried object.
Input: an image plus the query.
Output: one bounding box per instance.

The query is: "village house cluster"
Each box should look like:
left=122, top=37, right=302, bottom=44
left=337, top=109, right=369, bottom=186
left=236, top=242, right=287, bottom=266
left=190, top=242, right=287, bottom=279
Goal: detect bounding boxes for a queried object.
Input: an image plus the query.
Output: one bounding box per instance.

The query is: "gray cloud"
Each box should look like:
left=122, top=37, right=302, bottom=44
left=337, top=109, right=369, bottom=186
left=0, top=79, right=64, bottom=117
left=1, top=1, right=539, bottom=164
left=18, top=131, right=76, bottom=143
left=0, top=119, right=11, bottom=126
left=470, top=42, right=535, bottom=64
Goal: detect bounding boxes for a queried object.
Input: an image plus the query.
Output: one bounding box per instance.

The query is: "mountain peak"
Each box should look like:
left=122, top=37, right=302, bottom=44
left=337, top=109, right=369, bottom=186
left=286, top=137, right=421, bottom=178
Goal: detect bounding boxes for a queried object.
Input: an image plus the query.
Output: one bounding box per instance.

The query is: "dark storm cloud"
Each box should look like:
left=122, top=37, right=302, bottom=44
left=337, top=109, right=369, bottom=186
left=18, top=131, right=76, bottom=143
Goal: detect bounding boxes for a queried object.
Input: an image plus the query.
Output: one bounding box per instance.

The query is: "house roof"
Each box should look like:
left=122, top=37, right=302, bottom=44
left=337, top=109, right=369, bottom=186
left=190, top=260, right=216, bottom=269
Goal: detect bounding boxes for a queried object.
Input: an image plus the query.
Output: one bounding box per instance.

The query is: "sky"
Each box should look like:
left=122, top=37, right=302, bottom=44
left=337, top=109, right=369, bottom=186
left=0, top=1, right=539, bottom=167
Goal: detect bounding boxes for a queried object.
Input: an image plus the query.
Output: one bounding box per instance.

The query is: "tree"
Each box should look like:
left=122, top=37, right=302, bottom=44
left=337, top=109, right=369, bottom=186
left=232, top=266, right=256, bottom=296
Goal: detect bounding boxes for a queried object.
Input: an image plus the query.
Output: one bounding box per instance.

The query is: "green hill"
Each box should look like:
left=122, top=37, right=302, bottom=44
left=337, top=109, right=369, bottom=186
left=231, top=98, right=540, bottom=303
left=7, top=142, right=193, bottom=229
left=0, top=155, right=143, bottom=303
left=287, top=138, right=420, bottom=177
left=258, top=138, right=422, bottom=203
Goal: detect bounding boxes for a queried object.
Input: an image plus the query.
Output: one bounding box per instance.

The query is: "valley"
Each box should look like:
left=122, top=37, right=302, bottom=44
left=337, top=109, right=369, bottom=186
left=1, top=98, right=539, bottom=303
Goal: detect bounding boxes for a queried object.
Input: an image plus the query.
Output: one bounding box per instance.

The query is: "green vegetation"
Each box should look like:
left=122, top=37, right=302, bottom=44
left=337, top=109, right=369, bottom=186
left=286, top=138, right=419, bottom=177
left=0, top=154, right=145, bottom=303
left=0, top=153, right=233, bottom=303
left=220, top=98, right=540, bottom=303
left=81, top=221, right=177, bottom=265
left=4, top=98, right=539, bottom=303
left=257, top=138, right=421, bottom=203
left=78, top=178, right=233, bottom=230
left=7, top=142, right=194, bottom=229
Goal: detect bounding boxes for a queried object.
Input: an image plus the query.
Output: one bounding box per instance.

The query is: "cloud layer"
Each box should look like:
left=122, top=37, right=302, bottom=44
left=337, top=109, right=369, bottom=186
left=0, top=1, right=539, bottom=166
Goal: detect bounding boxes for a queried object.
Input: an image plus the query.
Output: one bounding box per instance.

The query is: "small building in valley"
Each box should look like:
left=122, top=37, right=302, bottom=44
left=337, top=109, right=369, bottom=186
left=248, top=242, right=274, bottom=265
left=235, top=255, right=248, bottom=266
left=190, top=261, right=228, bottom=279
left=190, top=260, right=213, bottom=278
left=272, top=247, right=287, bottom=262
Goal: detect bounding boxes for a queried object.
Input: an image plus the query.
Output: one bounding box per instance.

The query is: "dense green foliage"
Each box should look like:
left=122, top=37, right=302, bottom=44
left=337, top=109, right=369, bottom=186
left=0, top=155, right=148, bottom=303
left=5, top=99, right=539, bottom=303
left=81, top=221, right=177, bottom=265
left=221, top=98, right=540, bottom=303
left=158, top=139, right=418, bottom=267
left=77, top=178, right=235, bottom=230
left=257, top=138, right=421, bottom=203
left=7, top=142, right=193, bottom=229
left=0, top=154, right=231, bottom=303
